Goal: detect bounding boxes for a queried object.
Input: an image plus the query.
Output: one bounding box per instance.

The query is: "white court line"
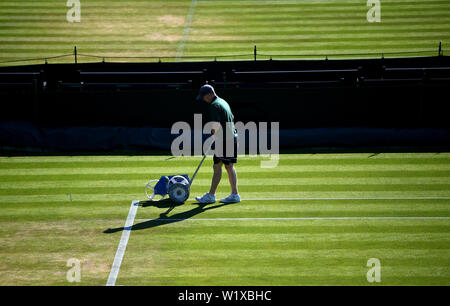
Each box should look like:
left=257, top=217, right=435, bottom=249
left=241, top=197, right=450, bottom=200
left=134, top=216, right=450, bottom=222
left=107, top=197, right=450, bottom=284
left=176, top=0, right=197, bottom=61
left=106, top=200, right=139, bottom=286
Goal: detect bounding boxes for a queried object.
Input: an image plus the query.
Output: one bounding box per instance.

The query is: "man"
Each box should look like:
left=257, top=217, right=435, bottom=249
left=195, top=84, right=241, bottom=204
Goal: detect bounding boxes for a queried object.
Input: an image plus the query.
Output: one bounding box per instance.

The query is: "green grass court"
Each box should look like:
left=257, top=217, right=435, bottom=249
left=1, top=0, right=450, bottom=65
left=0, top=153, right=449, bottom=285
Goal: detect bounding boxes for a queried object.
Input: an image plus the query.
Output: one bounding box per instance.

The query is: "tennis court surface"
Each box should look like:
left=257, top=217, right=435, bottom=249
left=1, top=153, right=449, bottom=285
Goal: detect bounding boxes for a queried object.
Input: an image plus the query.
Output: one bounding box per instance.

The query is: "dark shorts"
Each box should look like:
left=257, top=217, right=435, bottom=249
left=213, top=137, right=238, bottom=165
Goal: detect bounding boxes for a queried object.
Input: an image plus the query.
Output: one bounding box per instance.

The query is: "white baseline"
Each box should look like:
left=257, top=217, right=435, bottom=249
left=106, top=200, right=139, bottom=286
left=135, top=216, right=450, bottom=222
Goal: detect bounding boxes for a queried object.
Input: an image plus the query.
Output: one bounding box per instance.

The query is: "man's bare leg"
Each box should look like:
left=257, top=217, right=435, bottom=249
left=224, top=163, right=238, bottom=194
left=209, top=162, right=222, bottom=195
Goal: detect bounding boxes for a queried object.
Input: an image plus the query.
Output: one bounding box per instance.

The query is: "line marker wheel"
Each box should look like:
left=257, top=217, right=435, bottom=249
left=145, top=179, right=166, bottom=201
left=168, top=180, right=190, bottom=204
left=144, top=146, right=211, bottom=203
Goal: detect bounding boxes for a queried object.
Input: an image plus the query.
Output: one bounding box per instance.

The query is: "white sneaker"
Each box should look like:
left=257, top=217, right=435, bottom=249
left=220, top=193, right=241, bottom=204
left=195, top=193, right=216, bottom=204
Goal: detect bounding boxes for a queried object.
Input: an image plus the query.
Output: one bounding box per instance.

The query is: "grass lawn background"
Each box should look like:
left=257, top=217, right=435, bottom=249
left=1, top=0, right=449, bottom=65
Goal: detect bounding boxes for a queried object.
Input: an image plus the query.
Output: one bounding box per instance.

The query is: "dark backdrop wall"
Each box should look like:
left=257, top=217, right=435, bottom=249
left=1, top=56, right=449, bottom=153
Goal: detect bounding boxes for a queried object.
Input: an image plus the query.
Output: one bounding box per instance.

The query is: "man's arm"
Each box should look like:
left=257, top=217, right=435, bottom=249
left=210, top=105, right=222, bottom=137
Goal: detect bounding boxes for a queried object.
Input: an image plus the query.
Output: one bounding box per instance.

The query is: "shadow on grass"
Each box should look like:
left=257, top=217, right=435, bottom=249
left=103, top=199, right=234, bottom=233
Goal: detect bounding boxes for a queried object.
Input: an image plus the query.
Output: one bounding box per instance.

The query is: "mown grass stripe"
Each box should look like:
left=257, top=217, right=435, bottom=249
left=1, top=35, right=449, bottom=46
left=1, top=170, right=447, bottom=180
left=2, top=157, right=449, bottom=168
left=1, top=183, right=450, bottom=195
left=1, top=17, right=449, bottom=27
left=141, top=240, right=450, bottom=251
left=1, top=153, right=447, bottom=162
left=1, top=177, right=450, bottom=189
left=1, top=21, right=448, bottom=31
left=2, top=164, right=450, bottom=175
left=1, top=15, right=449, bottom=25
left=1, top=32, right=449, bottom=42
left=4, top=31, right=442, bottom=39
left=0, top=3, right=446, bottom=13
left=2, top=192, right=450, bottom=203
left=189, top=20, right=450, bottom=28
